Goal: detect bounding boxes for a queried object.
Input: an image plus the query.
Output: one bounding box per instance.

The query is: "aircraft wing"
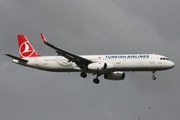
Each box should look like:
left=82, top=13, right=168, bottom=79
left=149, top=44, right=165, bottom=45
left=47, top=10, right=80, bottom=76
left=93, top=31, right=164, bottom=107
left=40, top=33, right=92, bottom=69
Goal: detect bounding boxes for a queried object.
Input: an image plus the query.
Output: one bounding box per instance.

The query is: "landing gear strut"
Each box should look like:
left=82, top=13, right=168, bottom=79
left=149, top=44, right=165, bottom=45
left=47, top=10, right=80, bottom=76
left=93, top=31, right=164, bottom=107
left=152, top=71, right=156, bottom=80
left=80, top=72, right=87, bottom=78
left=93, top=74, right=100, bottom=84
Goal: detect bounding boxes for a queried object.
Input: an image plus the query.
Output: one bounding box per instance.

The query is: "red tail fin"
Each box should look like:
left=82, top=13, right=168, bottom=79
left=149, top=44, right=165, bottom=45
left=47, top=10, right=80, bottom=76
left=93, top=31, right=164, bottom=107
left=18, top=35, right=40, bottom=58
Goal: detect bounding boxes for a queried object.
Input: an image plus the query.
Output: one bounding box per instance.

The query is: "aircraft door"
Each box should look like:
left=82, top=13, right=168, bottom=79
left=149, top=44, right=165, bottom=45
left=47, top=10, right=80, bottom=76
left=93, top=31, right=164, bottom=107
left=150, top=54, right=155, bottom=64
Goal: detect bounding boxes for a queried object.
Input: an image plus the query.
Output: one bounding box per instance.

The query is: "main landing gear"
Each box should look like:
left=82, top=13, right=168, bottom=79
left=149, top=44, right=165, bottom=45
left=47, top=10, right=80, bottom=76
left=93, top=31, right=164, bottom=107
left=80, top=72, right=87, bottom=78
left=93, top=74, right=100, bottom=84
left=80, top=72, right=100, bottom=84
left=93, top=78, right=100, bottom=84
left=152, top=71, right=156, bottom=80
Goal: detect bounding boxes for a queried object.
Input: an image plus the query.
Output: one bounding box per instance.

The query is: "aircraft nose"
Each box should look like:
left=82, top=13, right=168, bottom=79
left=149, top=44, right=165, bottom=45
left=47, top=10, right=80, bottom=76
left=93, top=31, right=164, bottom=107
left=168, top=61, right=175, bottom=68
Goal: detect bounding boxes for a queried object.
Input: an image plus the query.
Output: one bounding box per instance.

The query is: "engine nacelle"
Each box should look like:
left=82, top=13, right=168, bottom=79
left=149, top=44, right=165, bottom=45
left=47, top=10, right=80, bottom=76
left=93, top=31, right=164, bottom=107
left=104, top=71, right=125, bottom=80
left=88, top=62, right=114, bottom=71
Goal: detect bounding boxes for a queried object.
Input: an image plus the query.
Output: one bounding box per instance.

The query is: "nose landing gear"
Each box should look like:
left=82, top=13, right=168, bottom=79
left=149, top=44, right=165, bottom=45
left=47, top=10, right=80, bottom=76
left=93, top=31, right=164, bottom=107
left=152, top=76, right=156, bottom=80
left=152, top=71, right=156, bottom=80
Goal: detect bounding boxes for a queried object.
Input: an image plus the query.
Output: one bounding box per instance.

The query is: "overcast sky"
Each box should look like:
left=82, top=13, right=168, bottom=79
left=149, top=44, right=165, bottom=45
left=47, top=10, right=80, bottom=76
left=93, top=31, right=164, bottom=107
left=0, top=0, right=180, bottom=120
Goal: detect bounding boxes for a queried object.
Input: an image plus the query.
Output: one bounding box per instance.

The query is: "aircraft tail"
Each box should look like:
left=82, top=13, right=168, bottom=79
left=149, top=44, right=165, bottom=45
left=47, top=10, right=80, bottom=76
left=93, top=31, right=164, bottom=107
left=18, top=35, right=40, bottom=58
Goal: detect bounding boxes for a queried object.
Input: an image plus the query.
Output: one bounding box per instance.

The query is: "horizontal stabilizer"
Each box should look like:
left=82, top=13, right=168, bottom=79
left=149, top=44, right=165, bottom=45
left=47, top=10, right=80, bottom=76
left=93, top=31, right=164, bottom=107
left=5, top=54, right=28, bottom=64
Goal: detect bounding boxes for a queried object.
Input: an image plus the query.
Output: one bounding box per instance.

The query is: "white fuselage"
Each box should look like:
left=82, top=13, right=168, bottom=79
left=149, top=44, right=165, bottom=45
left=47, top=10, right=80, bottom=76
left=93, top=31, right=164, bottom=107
left=13, top=54, right=175, bottom=73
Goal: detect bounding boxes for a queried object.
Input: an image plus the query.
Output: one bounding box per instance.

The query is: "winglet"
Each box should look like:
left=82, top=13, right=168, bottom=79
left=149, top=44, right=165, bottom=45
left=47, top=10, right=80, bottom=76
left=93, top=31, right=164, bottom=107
left=40, top=33, right=47, bottom=43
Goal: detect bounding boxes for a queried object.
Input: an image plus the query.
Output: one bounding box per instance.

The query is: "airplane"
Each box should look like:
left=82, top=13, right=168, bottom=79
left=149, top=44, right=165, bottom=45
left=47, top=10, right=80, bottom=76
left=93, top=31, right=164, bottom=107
left=5, top=33, right=175, bottom=84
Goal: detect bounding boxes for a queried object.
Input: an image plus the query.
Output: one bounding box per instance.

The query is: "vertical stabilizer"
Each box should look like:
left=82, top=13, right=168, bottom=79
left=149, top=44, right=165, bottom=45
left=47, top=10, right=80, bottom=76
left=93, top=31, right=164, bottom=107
left=18, top=35, right=40, bottom=58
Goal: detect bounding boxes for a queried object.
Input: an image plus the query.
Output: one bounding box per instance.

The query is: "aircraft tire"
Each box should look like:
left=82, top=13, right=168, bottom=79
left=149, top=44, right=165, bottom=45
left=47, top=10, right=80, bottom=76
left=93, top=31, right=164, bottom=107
left=152, top=76, right=156, bottom=80
left=93, top=78, right=100, bottom=84
left=80, top=72, right=87, bottom=78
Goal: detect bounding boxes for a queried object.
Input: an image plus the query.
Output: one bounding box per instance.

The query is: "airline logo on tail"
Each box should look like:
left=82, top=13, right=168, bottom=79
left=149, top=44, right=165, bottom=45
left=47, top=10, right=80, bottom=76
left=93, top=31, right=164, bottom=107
left=19, top=41, right=34, bottom=58
left=18, top=35, right=40, bottom=58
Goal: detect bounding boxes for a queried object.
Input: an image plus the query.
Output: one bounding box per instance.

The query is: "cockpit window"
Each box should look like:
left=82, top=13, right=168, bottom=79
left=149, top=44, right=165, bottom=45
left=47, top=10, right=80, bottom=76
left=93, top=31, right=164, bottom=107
left=160, top=58, right=169, bottom=60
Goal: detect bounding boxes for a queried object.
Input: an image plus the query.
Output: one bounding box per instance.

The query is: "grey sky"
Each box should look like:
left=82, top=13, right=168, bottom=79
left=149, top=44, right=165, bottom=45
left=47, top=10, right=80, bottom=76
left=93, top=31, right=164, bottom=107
left=0, top=0, right=180, bottom=120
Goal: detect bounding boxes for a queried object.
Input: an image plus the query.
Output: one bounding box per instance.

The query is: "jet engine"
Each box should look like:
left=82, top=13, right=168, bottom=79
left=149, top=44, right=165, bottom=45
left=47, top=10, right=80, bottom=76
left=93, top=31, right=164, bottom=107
left=104, top=71, right=125, bottom=80
left=88, top=62, right=114, bottom=71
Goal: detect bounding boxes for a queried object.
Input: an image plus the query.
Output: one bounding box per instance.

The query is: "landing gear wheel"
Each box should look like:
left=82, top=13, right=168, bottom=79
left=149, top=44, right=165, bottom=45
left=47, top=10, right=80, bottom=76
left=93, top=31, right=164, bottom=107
left=152, top=76, right=156, bottom=80
left=80, top=72, right=87, bottom=78
left=93, top=78, right=100, bottom=84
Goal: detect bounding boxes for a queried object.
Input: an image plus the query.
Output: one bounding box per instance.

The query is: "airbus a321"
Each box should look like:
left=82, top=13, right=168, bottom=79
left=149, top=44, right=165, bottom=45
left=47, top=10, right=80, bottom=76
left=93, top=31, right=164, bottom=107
left=5, top=33, right=175, bottom=84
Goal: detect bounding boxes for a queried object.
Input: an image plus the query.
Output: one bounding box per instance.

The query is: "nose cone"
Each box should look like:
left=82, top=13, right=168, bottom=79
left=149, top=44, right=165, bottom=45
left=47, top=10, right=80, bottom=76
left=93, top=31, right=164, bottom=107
left=168, top=61, right=175, bottom=69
